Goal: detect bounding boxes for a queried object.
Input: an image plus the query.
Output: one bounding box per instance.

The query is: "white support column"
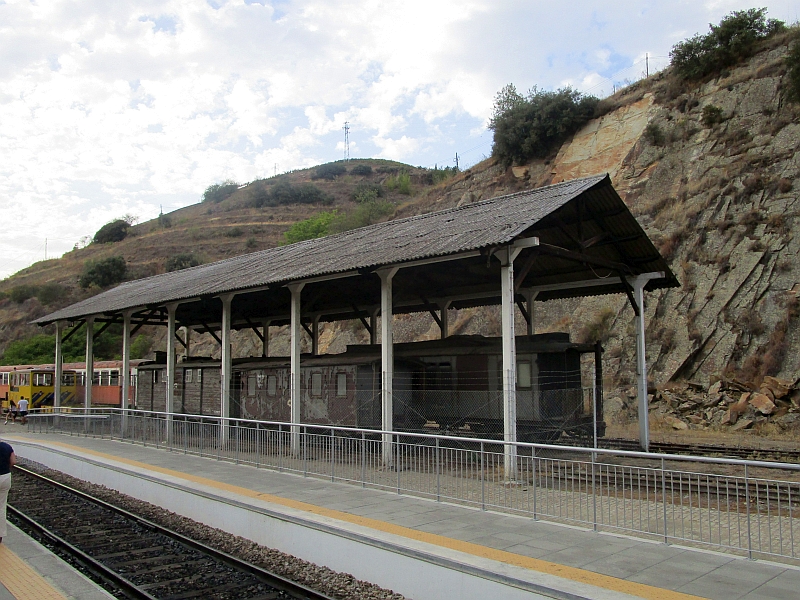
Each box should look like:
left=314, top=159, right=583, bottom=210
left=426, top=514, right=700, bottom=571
left=182, top=326, right=191, bottom=360
left=220, top=294, right=234, bottom=445
left=54, top=321, right=64, bottom=411
left=500, top=247, right=521, bottom=480
left=440, top=300, right=452, bottom=339
left=378, top=267, right=399, bottom=466
left=166, top=303, right=178, bottom=442
left=121, top=312, right=131, bottom=434
left=525, top=290, right=539, bottom=336
left=633, top=279, right=649, bottom=452
left=262, top=320, right=271, bottom=357
left=85, top=317, right=94, bottom=410
left=289, top=283, right=305, bottom=456
left=311, top=315, right=320, bottom=356
left=370, top=309, right=379, bottom=345
left=624, top=272, right=664, bottom=452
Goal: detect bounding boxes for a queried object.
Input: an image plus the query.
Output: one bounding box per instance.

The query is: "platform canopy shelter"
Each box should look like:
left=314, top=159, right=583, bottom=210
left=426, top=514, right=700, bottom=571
left=35, top=174, right=677, bottom=469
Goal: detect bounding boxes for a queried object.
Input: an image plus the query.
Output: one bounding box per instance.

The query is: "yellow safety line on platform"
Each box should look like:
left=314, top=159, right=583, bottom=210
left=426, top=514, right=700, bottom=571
left=12, top=437, right=706, bottom=600
left=0, top=544, right=68, bottom=600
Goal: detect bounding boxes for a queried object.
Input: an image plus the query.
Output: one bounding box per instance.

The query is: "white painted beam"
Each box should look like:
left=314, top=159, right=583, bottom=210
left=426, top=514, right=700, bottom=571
left=500, top=247, right=521, bottom=480
left=85, top=317, right=94, bottom=410
left=54, top=321, right=64, bottom=410
left=288, top=284, right=305, bottom=456
left=378, top=267, right=399, bottom=466
left=220, top=294, right=234, bottom=445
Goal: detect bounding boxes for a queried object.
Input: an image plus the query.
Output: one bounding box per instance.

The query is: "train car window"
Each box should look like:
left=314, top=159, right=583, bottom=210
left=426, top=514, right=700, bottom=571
left=63, top=373, right=75, bottom=386
left=44, top=373, right=53, bottom=386
left=22, top=373, right=30, bottom=386
left=424, top=363, right=452, bottom=390
left=517, top=362, right=532, bottom=388
left=267, top=375, right=277, bottom=396
left=185, top=369, right=193, bottom=383
left=110, top=370, right=119, bottom=386
left=337, top=373, right=347, bottom=397
left=311, top=373, right=322, bottom=397
left=248, top=375, right=256, bottom=397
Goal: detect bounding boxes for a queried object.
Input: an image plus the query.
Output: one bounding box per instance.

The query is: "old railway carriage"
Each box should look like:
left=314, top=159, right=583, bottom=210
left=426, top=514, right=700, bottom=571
left=1, top=367, right=78, bottom=410
left=136, top=333, right=604, bottom=442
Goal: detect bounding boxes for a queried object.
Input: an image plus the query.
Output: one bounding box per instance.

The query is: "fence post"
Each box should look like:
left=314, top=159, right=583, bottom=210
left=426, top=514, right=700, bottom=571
left=279, top=424, right=283, bottom=472
left=396, top=434, right=400, bottom=495
left=303, top=426, right=308, bottom=477
left=481, top=441, right=485, bottom=510
left=661, top=457, right=668, bottom=544
left=592, top=450, right=597, bottom=531
left=331, top=428, right=335, bottom=482
left=745, top=464, right=752, bottom=559
left=436, top=437, right=441, bottom=502
left=235, top=421, right=240, bottom=464
left=532, top=447, right=537, bottom=520
left=361, top=430, right=366, bottom=488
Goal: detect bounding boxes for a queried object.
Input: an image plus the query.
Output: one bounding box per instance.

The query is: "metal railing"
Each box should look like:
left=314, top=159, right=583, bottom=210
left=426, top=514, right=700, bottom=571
left=24, top=408, right=800, bottom=563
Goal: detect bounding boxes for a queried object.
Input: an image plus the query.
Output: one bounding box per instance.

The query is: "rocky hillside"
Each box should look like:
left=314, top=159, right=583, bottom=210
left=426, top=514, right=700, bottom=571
left=3, top=36, right=800, bottom=439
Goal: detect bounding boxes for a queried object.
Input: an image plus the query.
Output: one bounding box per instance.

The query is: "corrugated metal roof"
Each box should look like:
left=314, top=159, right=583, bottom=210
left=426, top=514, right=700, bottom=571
left=35, top=174, right=674, bottom=325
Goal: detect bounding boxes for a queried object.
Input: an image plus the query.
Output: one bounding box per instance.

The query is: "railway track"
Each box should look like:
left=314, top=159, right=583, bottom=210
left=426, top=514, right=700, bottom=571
left=598, top=438, right=800, bottom=464
left=8, top=466, right=334, bottom=600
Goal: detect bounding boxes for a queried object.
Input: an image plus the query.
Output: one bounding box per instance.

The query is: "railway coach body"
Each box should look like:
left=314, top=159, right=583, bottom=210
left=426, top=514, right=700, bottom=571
left=136, top=333, right=604, bottom=442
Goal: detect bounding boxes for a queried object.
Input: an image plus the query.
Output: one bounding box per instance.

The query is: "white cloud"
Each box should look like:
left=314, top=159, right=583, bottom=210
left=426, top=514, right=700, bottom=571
left=1, top=0, right=798, bottom=278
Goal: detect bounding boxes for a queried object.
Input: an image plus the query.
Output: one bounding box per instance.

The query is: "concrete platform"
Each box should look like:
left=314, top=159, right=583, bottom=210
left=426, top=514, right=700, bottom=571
left=3, top=425, right=799, bottom=600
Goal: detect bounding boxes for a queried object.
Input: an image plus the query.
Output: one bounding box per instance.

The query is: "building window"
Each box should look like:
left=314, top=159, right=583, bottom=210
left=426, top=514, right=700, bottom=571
left=196, top=369, right=202, bottom=383
left=337, top=373, right=347, bottom=397
left=185, top=369, right=193, bottom=383
left=267, top=375, right=277, bottom=396
left=311, top=373, right=322, bottom=397
left=517, top=362, right=532, bottom=388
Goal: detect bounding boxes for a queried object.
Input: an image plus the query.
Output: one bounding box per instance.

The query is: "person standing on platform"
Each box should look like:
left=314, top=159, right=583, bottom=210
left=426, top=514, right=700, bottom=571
left=17, top=398, right=28, bottom=425
left=0, top=439, right=15, bottom=544
left=4, top=400, right=16, bottom=424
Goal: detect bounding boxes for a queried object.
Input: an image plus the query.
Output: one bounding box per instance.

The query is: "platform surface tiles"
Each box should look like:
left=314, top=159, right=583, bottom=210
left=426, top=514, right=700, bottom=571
left=2, top=425, right=799, bottom=600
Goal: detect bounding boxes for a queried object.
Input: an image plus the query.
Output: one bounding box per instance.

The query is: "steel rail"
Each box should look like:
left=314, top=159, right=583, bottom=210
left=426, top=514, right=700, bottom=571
left=10, top=466, right=335, bottom=600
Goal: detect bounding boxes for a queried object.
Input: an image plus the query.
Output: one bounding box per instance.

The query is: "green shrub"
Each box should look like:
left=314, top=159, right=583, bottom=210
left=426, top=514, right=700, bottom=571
left=330, top=200, right=394, bottom=233
left=785, top=39, right=800, bottom=102
left=489, top=84, right=598, bottom=166
left=385, top=172, right=412, bottom=195
left=224, top=226, right=244, bottom=237
left=158, top=213, right=172, bottom=228
left=130, top=334, right=153, bottom=359
left=701, top=104, right=725, bottom=127
left=350, top=164, right=373, bottom=176
left=36, top=283, right=66, bottom=305
left=250, top=181, right=333, bottom=208
left=245, top=236, right=258, bottom=249
left=165, top=253, right=201, bottom=272
left=202, top=180, right=239, bottom=203
left=430, top=165, right=458, bottom=184
left=0, top=323, right=124, bottom=365
left=8, top=285, right=37, bottom=303
left=643, top=122, right=666, bottom=146
left=79, top=256, right=127, bottom=289
left=282, top=211, right=338, bottom=245
left=352, top=182, right=384, bottom=203
left=670, top=8, right=785, bottom=80
left=93, top=219, right=130, bottom=244
left=311, top=162, right=347, bottom=181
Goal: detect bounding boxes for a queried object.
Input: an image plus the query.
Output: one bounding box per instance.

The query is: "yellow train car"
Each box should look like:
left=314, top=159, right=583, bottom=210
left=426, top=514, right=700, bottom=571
left=5, top=368, right=78, bottom=411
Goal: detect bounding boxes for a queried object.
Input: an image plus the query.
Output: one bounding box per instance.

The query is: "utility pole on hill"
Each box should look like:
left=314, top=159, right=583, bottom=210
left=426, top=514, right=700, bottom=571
left=343, top=122, right=350, bottom=161
left=454, top=152, right=459, bottom=171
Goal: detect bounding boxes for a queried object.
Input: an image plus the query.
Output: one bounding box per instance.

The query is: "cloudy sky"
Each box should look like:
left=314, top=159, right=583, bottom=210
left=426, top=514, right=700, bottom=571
left=1, top=0, right=798, bottom=279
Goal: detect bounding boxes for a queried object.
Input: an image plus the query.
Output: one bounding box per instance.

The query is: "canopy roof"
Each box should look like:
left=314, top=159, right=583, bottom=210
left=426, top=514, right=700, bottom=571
left=36, top=174, right=677, bottom=332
